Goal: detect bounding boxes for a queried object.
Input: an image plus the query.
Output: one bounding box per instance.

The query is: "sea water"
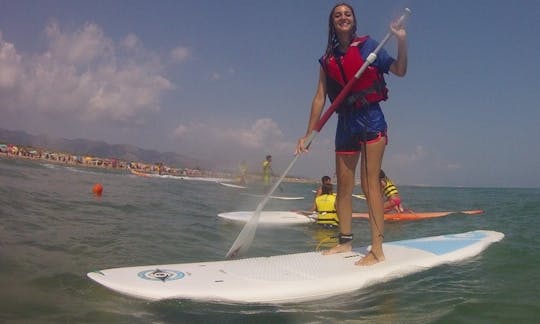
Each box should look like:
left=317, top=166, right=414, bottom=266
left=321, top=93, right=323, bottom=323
left=1, top=157, right=539, bottom=323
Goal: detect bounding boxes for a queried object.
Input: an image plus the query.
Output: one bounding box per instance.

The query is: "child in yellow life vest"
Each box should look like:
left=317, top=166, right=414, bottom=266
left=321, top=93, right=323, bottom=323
left=314, top=175, right=332, bottom=197
left=380, top=170, right=405, bottom=213
left=314, top=183, right=339, bottom=228
left=311, top=175, right=332, bottom=210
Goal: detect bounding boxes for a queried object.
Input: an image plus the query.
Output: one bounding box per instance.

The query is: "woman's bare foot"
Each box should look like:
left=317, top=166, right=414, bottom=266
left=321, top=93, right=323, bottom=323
left=355, top=250, right=385, bottom=266
left=322, top=242, right=352, bottom=255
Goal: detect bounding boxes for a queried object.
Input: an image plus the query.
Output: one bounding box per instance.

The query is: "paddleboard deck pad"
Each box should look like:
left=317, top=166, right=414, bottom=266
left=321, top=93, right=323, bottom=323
left=218, top=211, right=316, bottom=225
left=88, top=230, right=503, bottom=304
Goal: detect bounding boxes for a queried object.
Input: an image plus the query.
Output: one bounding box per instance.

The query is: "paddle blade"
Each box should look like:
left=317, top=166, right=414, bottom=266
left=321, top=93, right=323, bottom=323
left=225, top=154, right=302, bottom=259
left=225, top=210, right=261, bottom=258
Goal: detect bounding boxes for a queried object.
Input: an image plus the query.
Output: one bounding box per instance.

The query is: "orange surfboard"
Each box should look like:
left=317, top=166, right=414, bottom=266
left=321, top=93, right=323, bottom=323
left=352, top=209, right=484, bottom=221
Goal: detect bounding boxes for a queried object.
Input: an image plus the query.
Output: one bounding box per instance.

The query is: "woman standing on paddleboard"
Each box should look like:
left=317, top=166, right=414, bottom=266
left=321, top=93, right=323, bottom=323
left=296, top=2, right=407, bottom=266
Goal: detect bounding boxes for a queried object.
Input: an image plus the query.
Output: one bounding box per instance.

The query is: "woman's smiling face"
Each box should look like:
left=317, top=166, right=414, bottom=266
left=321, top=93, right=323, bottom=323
left=332, top=5, right=355, bottom=35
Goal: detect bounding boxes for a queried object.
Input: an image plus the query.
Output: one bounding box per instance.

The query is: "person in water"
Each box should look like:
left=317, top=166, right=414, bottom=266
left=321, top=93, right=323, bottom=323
left=314, top=175, right=332, bottom=197
left=239, top=160, right=248, bottom=185
left=380, top=170, right=405, bottom=213
left=311, top=175, right=333, bottom=210
left=295, top=2, right=408, bottom=266
left=262, top=155, right=273, bottom=186
left=313, top=182, right=339, bottom=229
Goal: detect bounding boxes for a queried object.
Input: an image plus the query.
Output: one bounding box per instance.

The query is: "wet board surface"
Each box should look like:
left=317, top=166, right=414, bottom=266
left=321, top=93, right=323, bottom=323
left=88, top=230, right=503, bottom=304
left=218, top=211, right=315, bottom=225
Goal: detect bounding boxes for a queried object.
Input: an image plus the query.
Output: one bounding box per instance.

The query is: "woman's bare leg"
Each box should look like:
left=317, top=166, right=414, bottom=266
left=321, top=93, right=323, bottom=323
left=323, top=152, right=359, bottom=254
left=356, top=138, right=386, bottom=265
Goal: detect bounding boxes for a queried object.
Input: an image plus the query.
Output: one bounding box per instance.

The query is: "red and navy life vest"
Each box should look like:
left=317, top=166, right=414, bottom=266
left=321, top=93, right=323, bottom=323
left=322, top=36, right=388, bottom=109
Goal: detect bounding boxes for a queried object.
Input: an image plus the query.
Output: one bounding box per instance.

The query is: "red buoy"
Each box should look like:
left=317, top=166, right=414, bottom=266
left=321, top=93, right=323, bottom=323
left=92, top=183, right=103, bottom=196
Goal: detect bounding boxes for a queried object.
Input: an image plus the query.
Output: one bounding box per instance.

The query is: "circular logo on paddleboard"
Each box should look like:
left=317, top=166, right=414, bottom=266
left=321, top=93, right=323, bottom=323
left=137, top=269, right=185, bottom=282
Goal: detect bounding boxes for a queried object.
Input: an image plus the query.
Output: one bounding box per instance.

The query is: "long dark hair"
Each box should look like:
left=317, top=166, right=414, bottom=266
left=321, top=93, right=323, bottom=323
left=321, top=183, right=333, bottom=195
left=324, top=2, right=357, bottom=62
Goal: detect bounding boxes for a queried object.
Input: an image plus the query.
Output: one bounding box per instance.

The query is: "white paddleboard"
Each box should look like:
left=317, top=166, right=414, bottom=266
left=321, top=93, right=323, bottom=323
left=175, top=176, right=230, bottom=182
left=218, top=211, right=316, bottom=225
left=311, top=190, right=366, bottom=200
left=219, top=182, right=248, bottom=189
left=88, top=230, right=503, bottom=304
left=240, top=193, right=304, bottom=200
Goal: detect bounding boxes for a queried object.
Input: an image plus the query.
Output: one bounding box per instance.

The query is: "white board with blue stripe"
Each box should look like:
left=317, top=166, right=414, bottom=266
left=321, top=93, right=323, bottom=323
left=88, top=230, right=503, bottom=304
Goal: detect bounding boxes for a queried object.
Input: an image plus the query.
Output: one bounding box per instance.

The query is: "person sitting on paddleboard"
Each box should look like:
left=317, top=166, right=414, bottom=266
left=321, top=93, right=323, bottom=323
left=313, top=183, right=339, bottom=229
left=380, top=170, right=405, bottom=213
left=295, top=2, right=408, bottom=266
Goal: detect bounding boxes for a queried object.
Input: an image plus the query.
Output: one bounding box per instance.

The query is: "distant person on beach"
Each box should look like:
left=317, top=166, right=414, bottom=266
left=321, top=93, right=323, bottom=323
left=262, top=155, right=273, bottom=186
left=380, top=170, right=405, bottom=213
left=313, top=182, right=339, bottom=228
left=295, top=3, right=408, bottom=266
left=239, top=160, right=248, bottom=185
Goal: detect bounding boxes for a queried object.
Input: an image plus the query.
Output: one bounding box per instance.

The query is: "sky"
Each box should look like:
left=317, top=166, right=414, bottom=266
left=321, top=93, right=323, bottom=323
left=1, top=0, right=539, bottom=188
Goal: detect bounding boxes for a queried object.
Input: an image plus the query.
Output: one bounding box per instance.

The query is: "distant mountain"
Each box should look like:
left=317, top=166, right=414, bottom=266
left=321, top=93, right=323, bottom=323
left=0, top=128, right=203, bottom=169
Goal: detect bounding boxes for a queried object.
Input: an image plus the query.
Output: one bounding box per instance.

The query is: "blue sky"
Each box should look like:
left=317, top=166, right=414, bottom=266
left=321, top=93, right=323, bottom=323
left=1, top=0, right=539, bottom=188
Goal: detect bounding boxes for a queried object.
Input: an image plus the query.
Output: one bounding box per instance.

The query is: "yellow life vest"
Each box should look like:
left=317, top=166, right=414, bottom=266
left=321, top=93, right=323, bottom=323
left=315, top=194, right=338, bottom=226
left=383, top=178, right=399, bottom=198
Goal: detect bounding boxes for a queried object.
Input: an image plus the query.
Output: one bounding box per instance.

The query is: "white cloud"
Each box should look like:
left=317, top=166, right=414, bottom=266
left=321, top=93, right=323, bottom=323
left=0, top=33, right=23, bottom=89
left=168, top=117, right=334, bottom=176
left=122, top=34, right=140, bottom=50
left=447, top=163, right=461, bottom=170
left=172, top=124, right=189, bottom=137
left=45, top=21, right=114, bottom=65
left=171, top=118, right=287, bottom=152
left=226, top=118, right=284, bottom=149
left=393, top=145, right=427, bottom=164
left=172, top=121, right=206, bottom=138
left=0, top=21, right=174, bottom=122
left=170, top=46, right=190, bottom=62
left=168, top=118, right=306, bottom=171
left=210, top=67, right=235, bottom=81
